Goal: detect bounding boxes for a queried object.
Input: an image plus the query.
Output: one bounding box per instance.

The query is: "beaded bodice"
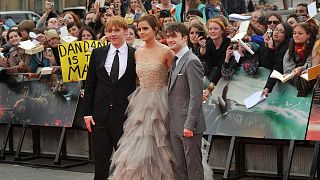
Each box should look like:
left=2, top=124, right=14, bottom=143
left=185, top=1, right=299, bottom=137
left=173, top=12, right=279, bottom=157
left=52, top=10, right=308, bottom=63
left=136, top=62, right=168, bottom=89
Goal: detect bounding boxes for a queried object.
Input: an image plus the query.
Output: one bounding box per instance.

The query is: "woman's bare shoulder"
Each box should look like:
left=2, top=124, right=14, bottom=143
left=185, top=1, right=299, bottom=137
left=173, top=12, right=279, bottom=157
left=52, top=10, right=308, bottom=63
left=158, top=43, right=170, bottom=50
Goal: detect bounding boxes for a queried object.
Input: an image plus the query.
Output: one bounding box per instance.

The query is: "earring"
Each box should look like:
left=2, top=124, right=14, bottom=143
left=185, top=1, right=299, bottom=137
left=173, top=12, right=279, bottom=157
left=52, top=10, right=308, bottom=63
left=307, top=39, right=310, bottom=44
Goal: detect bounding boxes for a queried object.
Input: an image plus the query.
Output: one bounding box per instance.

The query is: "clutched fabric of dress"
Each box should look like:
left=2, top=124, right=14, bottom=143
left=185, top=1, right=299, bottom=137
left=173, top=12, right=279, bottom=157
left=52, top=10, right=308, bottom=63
left=109, top=62, right=175, bottom=180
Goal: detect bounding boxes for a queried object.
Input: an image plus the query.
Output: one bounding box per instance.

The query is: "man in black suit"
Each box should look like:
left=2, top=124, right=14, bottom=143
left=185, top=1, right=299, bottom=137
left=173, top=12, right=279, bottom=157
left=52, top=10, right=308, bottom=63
left=83, top=16, right=136, bottom=180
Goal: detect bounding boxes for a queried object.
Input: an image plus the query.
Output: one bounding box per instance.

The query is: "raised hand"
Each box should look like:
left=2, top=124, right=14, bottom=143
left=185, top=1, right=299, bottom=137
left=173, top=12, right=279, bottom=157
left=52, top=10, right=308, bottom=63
left=225, top=45, right=233, bottom=63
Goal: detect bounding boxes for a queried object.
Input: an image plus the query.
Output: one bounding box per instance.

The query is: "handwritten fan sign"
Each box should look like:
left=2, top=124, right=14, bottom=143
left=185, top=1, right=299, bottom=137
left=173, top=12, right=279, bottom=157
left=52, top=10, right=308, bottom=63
left=58, top=40, right=106, bottom=82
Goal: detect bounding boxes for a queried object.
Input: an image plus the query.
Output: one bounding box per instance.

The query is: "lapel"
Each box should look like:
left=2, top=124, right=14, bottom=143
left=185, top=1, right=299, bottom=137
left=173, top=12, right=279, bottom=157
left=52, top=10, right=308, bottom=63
left=98, top=45, right=111, bottom=80
left=168, top=50, right=192, bottom=92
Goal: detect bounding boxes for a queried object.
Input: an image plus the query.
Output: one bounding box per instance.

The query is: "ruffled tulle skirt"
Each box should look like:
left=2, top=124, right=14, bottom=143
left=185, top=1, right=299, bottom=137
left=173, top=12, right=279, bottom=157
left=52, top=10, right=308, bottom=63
left=109, top=86, right=175, bottom=180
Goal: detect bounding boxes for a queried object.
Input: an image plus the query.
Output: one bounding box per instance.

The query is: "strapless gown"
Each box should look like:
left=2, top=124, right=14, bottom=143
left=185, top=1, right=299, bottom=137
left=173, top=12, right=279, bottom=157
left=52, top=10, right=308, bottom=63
left=109, top=62, right=175, bottom=180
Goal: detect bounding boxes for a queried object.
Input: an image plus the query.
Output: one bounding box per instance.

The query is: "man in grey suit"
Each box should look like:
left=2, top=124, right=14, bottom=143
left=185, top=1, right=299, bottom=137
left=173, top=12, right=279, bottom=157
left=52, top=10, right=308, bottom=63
left=166, top=22, right=206, bottom=180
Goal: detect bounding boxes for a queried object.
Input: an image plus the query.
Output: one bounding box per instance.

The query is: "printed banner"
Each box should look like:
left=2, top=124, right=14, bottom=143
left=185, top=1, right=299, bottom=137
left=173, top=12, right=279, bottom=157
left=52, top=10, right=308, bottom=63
left=58, top=40, right=106, bottom=82
left=306, top=81, right=320, bottom=140
left=0, top=74, right=81, bottom=127
left=203, top=67, right=313, bottom=140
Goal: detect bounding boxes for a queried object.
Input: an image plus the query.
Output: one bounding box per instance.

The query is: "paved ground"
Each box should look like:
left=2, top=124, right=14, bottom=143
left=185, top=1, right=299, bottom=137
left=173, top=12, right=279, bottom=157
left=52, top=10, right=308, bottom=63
left=0, top=162, right=279, bottom=180
left=0, top=163, right=93, bottom=180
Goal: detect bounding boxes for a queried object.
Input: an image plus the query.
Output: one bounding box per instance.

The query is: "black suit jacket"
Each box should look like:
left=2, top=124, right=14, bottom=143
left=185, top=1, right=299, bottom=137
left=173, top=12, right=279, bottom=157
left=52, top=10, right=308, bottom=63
left=83, top=44, right=136, bottom=121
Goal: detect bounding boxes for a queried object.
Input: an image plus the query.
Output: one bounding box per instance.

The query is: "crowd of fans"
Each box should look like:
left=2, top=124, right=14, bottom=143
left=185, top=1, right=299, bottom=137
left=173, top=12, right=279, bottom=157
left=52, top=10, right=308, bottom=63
left=0, top=0, right=320, bottom=97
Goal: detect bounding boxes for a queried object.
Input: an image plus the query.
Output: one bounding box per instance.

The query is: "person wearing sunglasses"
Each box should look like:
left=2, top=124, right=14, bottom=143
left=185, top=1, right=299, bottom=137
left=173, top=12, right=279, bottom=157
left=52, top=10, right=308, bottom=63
left=266, top=13, right=282, bottom=31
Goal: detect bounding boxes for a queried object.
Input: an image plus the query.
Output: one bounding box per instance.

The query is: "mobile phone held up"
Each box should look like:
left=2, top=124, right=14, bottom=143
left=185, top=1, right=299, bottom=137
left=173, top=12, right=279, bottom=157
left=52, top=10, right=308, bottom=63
left=46, top=48, right=52, bottom=56
left=198, top=31, right=205, bottom=39
left=45, top=1, right=54, bottom=9
left=99, top=3, right=113, bottom=13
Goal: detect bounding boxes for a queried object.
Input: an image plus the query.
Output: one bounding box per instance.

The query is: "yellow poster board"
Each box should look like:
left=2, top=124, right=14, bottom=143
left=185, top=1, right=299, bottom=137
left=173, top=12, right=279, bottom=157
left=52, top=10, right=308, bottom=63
left=58, top=40, right=106, bottom=82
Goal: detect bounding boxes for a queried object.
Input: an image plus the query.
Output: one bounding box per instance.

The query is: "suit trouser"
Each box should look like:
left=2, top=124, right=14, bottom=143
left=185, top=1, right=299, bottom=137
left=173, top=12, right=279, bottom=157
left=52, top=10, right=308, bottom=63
left=92, top=109, right=125, bottom=180
left=170, top=131, right=204, bottom=180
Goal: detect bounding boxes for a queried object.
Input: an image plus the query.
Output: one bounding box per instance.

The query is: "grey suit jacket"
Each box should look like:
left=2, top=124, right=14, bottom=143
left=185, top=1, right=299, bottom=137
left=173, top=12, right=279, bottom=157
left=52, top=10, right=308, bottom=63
left=168, top=49, right=206, bottom=136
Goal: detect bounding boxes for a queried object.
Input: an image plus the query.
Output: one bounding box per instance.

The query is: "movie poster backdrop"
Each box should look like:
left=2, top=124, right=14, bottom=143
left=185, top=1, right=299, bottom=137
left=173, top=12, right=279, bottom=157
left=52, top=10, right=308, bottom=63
left=306, top=81, right=320, bottom=140
left=0, top=73, right=81, bottom=127
left=203, top=67, right=313, bottom=140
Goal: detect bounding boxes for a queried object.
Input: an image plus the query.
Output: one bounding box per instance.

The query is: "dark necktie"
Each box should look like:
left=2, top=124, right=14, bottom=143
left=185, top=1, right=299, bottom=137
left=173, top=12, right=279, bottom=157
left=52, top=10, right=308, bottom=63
left=172, top=56, right=178, bottom=70
left=110, top=50, right=119, bottom=84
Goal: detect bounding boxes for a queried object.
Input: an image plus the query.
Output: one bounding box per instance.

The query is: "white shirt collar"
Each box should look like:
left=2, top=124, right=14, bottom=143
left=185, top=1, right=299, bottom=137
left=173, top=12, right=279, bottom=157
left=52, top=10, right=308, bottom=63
left=109, top=43, right=127, bottom=55
left=176, top=46, right=189, bottom=60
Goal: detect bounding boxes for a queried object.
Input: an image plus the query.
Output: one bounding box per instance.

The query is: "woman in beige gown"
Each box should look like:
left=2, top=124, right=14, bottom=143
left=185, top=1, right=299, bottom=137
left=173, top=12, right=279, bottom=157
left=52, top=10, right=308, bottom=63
left=109, top=15, right=214, bottom=180
left=109, top=14, right=175, bottom=180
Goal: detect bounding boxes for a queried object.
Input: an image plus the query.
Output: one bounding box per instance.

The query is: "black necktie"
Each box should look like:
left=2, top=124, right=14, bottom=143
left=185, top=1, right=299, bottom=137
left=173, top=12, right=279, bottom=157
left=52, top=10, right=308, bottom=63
left=110, top=50, right=119, bottom=84
left=172, top=56, right=178, bottom=70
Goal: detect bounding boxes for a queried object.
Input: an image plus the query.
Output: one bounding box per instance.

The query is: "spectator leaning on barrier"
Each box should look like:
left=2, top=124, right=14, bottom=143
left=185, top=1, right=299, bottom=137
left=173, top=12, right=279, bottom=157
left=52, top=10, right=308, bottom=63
left=5, top=29, right=32, bottom=73
left=7, top=27, right=53, bottom=74
left=261, top=22, right=293, bottom=97
left=45, top=29, right=61, bottom=66
left=283, top=23, right=317, bottom=97
left=201, top=18, right=230, bottom=100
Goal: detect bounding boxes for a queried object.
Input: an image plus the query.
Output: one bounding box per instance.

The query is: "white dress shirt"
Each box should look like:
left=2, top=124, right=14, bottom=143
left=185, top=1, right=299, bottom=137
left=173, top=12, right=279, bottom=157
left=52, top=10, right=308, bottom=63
left=105, top=43, right=128, bottom=80
left=175, top=46, right=189, bottom=66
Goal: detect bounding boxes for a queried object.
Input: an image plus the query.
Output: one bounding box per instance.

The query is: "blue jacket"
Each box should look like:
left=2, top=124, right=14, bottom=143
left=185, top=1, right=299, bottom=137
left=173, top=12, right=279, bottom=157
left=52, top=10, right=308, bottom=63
left=204, top=4, right=229, bottom=20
